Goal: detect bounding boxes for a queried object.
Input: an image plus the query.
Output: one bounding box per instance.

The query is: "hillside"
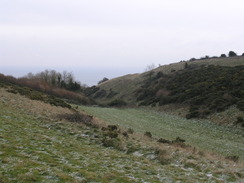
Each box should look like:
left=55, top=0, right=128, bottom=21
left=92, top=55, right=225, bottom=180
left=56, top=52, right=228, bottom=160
left=86, top=74, right=142, bottom=105
left=1, top=75, right=244, bottom=182
left=86, top=56, right=244, bottom=125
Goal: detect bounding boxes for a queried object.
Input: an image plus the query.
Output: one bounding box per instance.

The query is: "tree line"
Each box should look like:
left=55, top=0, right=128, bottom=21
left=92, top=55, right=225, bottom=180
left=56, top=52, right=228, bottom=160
left=189, top=50, right=243, bottom=61
left=24, top=70, right=86, bottom=91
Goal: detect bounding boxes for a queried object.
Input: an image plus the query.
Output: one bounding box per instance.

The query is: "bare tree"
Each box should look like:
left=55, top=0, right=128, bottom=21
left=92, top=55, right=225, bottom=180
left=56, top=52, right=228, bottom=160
left=145, top=63, right=156, bottom=72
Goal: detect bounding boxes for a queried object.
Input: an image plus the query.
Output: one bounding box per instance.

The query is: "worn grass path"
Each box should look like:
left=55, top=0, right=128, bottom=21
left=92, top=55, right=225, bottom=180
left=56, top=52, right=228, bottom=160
left=79, top=106, right=244, bottom=160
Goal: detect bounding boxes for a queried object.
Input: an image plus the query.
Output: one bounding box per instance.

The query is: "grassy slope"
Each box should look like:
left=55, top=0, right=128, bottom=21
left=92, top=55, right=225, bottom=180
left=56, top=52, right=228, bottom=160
left=1, top=88, right=243, bottom=182
left=154, top=56, right=244, bottom=74
left=98, top=74, right=142, bottom=104
left=0, top=90, right=174, bottom=183
left=79, top=106, right=244, bottom=160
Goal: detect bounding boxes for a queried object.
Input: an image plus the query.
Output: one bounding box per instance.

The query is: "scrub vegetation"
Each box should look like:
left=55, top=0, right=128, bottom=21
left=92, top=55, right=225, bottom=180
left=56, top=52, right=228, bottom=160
left=136, top=65, right=244, bottom=119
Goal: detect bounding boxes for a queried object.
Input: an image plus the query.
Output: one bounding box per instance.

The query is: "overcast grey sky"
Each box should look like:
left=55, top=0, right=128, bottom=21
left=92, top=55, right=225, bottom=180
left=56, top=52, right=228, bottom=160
left=0, top=0, right=244, bottom=85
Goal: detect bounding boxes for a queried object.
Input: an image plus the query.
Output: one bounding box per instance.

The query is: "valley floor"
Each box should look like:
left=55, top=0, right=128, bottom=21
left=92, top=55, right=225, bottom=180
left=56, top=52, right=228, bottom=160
left=79, top=106, right=244, bottom=161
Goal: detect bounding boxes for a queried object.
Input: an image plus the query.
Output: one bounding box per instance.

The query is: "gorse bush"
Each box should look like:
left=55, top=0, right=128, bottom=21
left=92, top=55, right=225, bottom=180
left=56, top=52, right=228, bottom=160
left=235, top=117, right=244, bottom=127
left=228, top=51, right=237, bottom=57
left=144, top=131, right=152, bottom=138
left=107, top=99, right=127, bottom=107
left=98, top=77, right=109, bottom=84
left=236, top=100, right=244, bottom=111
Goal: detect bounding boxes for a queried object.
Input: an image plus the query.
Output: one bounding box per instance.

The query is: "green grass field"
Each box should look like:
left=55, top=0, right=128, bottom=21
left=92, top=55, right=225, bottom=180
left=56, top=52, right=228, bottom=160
left=79, top=106, right=244, bottom=160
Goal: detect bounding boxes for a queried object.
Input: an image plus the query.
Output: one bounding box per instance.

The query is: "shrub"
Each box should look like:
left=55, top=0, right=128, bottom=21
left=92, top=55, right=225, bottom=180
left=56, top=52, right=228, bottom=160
left=126, top=142, right=140, bottom=154
left=98, top=77, right=109, bottom=85
left=156, top=71, right=164, bottom=79
left=107, top=125, right=118, bottom=131
left=127, top=128, right=134, bottom=134
left=104, top=131, right=119, bottom=138
left=84, top=86, right=100, bottom=96
left=184, top=62, right=189, bottom=69
left=102, top=125, right=120, bottom=138
left=102, top=138, right=121, bottom=149
left=108, top=99, right=127, bottom=107
left=47, top=96, right=72, bottom=109
left=235, top=117, right=244, bottom=127
left=29, top=92, right=45, bottom=101
left=101, top=129, right=124, bottom=150
left=220, top=54, right=226, bottom=57
left=57, top=113, right=93, bottom=124
left=173, top=137, right=186, bottom=143
left=157, top=138, right=171, bottom=144
left=190, top=58, right=196, bottom=61
left=159, top=96, right=172, bottom=105
left=172, top=137, right=188, bottom=148
left=186, top=111, right=199, bottom=119
left=186, top=106, right=200, bottom=119
left=155, top=149, right=171, bottom=165
left=50, top=88, right=90, bottom=105
left=237, top=100, right=244, bottom=111
left=94, top=89, right=107, bottom=98
left=106, top=89, right=118, bottom=98
left=236, top=117, right=244, bottom=123
left=6, top=89, right=18, bottom=94
left=144, top=131, right=152, bottom=138
left=228, top=51, right=237, bottom=57
left=122, top=132, right=128, bottom=137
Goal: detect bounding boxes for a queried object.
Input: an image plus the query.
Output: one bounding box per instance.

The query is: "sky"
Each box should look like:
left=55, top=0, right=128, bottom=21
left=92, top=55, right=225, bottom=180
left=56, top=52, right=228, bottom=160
left=0, top=0, right=244, bottom=85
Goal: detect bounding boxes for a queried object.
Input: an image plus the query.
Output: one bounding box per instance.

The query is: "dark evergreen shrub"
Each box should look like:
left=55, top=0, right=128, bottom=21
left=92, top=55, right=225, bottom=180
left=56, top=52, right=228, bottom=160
left=237, top=100, right=244, bottom=111
left=144, top=131, right=152, bottom=138
left=228, top=51, right=237, bottom=57
left=108, top=99, right=127, bottom=107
